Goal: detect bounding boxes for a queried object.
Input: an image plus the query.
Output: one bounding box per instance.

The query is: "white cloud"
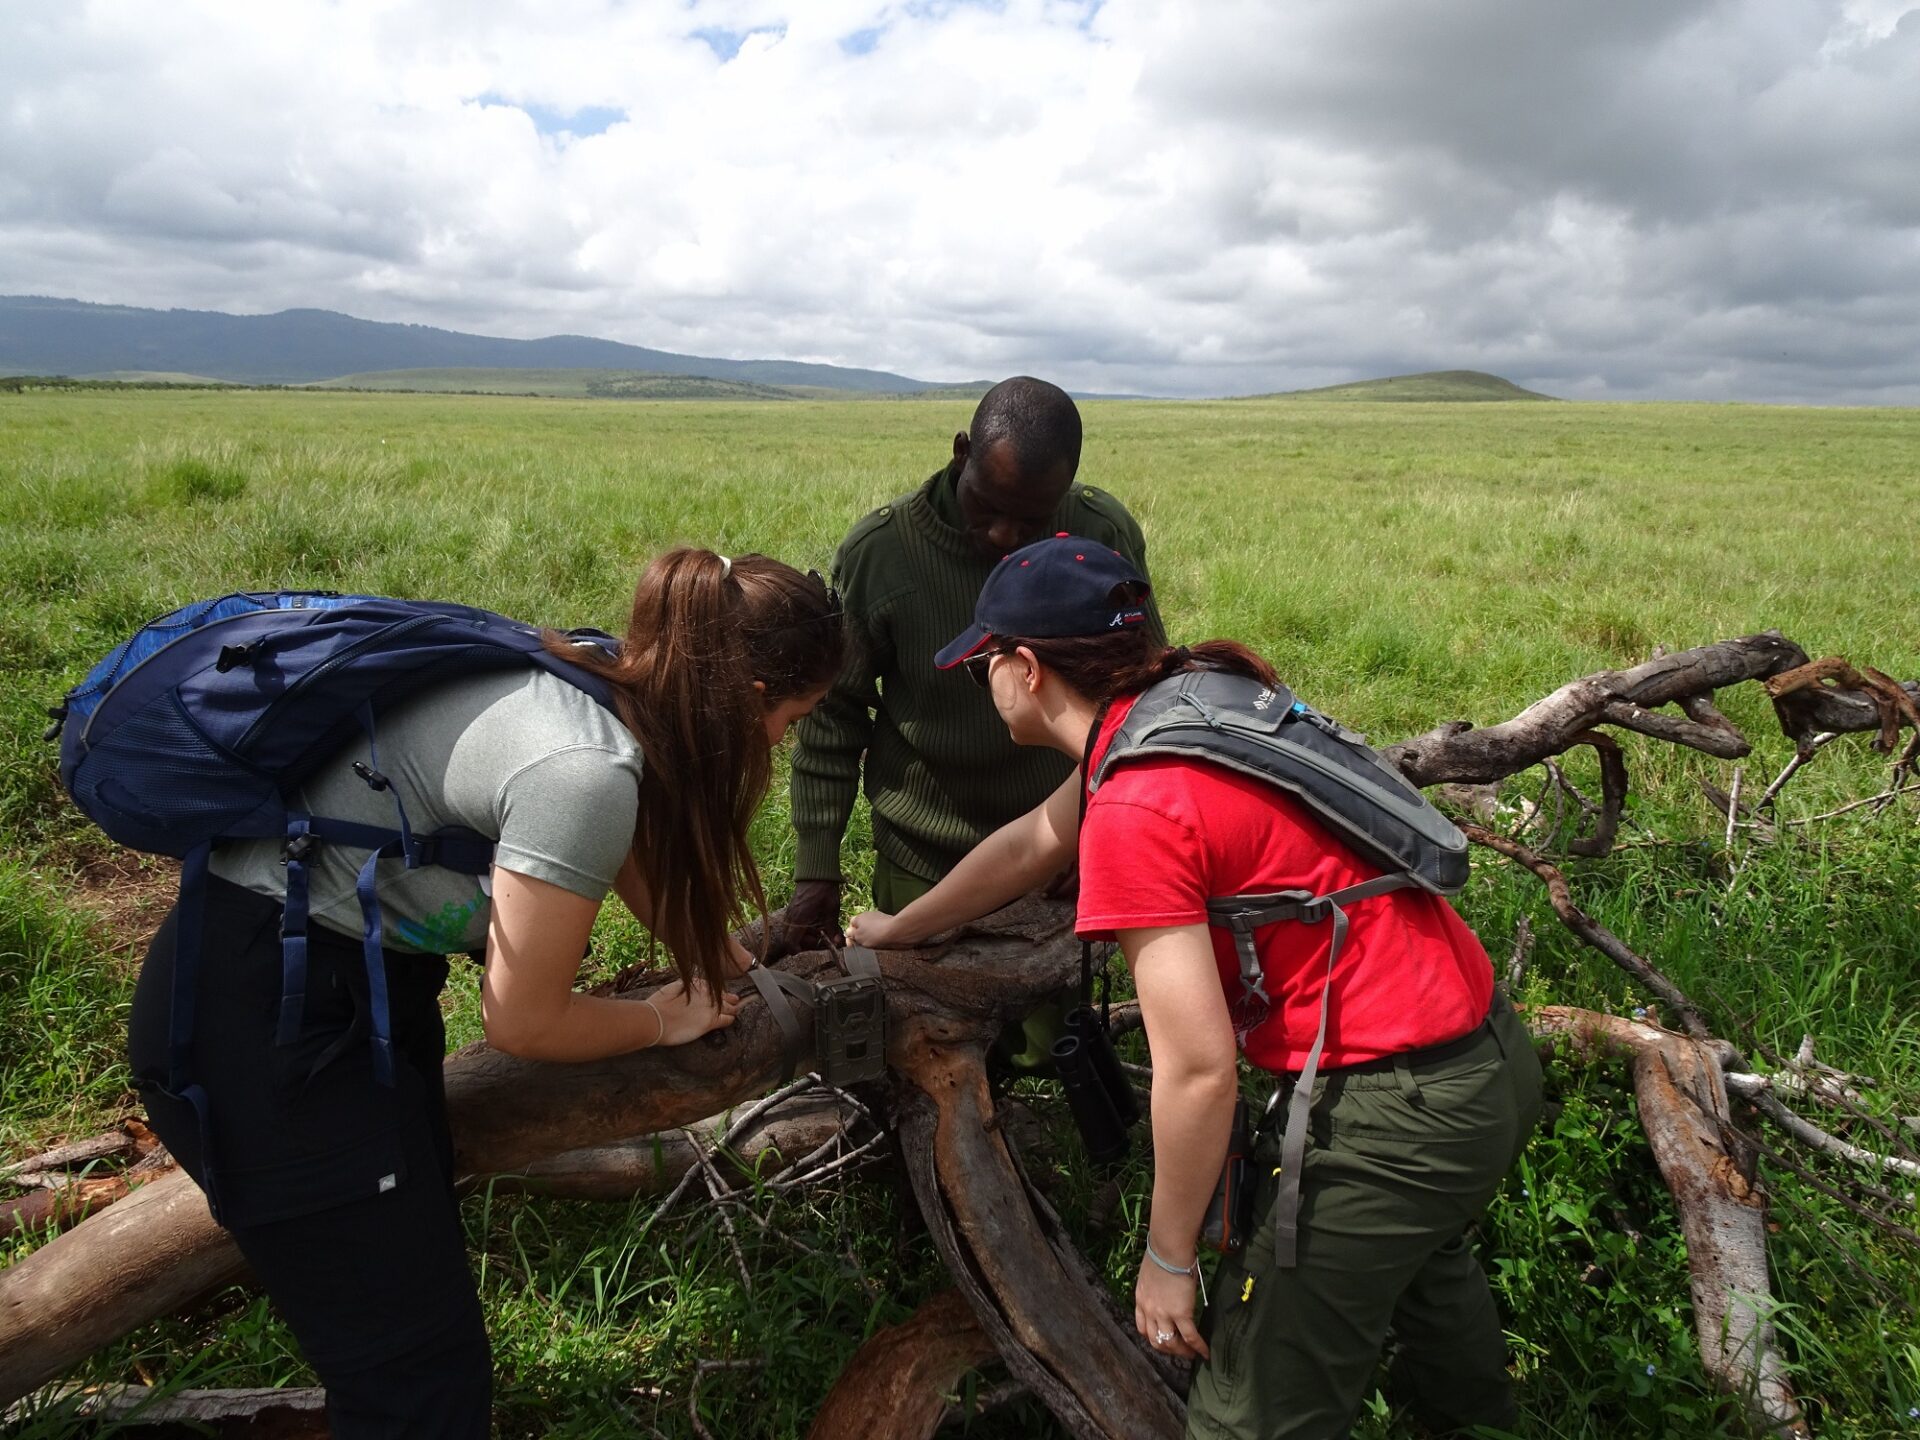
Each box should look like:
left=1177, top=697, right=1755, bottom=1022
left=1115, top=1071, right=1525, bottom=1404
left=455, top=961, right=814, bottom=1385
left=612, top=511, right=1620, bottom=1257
left=1, top=0, right=1917, bottom=399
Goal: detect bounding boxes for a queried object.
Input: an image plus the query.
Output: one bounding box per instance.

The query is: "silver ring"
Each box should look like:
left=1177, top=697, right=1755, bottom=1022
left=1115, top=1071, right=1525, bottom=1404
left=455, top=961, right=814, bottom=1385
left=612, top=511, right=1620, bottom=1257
left=1154, top=1330, right=1174, bottom=1345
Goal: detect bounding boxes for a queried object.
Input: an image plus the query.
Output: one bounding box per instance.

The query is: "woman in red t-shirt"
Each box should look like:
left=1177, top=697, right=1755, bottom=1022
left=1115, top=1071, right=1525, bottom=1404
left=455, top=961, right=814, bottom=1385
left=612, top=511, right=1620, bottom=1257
left=848, top=536, right=1542, bottom=1440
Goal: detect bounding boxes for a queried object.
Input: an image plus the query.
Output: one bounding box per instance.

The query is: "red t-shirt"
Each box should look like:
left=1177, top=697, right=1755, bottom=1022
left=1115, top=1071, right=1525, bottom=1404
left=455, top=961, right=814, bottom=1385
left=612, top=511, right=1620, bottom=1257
left=1075, top=693, right=1493, bottom=1073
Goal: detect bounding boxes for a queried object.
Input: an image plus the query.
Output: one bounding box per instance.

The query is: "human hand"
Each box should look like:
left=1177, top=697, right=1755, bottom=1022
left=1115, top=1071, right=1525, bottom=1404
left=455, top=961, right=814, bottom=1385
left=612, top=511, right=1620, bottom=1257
left=643, top=979, right=743, bottom=1046
left=753, top=880, right=845, bottom=961
left=1135, top=1251, right=1209, bottom=1362
left=844, top=909, right=913, bottom=949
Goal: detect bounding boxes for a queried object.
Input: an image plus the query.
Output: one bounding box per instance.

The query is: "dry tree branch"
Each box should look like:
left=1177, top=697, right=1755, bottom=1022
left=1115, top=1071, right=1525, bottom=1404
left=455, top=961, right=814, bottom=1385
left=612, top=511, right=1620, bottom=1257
left=1507, top=914, right=1534, bottom=990
left=688, top=1133, right=753, bottom=1295
left=1772, top=780, right=1920, bottom=826
left=1741, top=1089, right=1920, bottom=1185
left=1753, top=1143, right=1920, bottom=1248
left=1601, top=700, right=1752, bottom=759
left=687, top=1358, right=763, bottom=1440
left=1756, top=731, right=1839, bottom=812
left=1566, top=730, right=1628, bottom=858
left=1457, top=824, right=1711, bottom=1039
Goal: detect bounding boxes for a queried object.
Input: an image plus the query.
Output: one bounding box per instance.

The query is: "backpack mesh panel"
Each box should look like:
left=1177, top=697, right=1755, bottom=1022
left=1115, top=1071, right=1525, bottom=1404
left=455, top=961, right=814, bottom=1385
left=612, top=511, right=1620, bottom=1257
left=74, top=691, right=274, bottom=852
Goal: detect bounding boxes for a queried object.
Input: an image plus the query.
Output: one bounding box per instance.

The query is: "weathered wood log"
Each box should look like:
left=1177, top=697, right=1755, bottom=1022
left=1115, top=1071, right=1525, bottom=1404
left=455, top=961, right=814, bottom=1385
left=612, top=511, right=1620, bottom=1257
left=1383, top=632, right=1917, bottom=789
left=1531, top=1007, right=1809, bottom=1438
left=0, top=898, right=1084, bottom=1410
left=446, top=899, right=1079, bottom=1173
left=0, top=1174, right=253, bottom=1411
left=0, top=1176, right=136, bottom=1242
left=484, top=1093, right=857, bottom=1200
left=14, top=1384, right=327, bottom=1437
left=890, top=1034, right=1185, bottom=1440
left=806, top=1289, right=997, bottom=1440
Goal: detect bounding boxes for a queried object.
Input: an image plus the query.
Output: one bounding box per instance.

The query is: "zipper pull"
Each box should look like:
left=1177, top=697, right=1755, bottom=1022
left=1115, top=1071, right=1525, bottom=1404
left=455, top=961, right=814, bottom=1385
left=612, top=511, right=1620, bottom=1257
left=1179, top=692, right=1223, bottom=730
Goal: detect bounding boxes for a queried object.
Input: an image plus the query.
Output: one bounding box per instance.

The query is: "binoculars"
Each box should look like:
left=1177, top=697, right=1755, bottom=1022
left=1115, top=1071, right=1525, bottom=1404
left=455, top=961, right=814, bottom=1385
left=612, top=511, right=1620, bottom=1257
left=1050, top=1004, right=1140, bottom=1165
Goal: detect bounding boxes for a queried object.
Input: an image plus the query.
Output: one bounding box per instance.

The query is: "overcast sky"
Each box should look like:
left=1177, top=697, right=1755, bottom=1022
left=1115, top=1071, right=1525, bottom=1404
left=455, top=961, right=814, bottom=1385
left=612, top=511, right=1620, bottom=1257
left=4, top=0, right=1917, bottom=401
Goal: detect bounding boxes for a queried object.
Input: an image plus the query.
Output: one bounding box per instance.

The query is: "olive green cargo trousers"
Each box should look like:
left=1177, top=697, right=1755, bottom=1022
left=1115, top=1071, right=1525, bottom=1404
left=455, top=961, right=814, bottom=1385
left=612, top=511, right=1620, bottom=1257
left=1187, top=992, right=1543, bottom=1440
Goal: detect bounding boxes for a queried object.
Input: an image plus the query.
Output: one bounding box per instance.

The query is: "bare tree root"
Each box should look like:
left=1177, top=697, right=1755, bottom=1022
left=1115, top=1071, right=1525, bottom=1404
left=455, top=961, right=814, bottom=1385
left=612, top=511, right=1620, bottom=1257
left=807, top=1289, right=998, bottom=1440
left=890, top=1038, right=1184, bottom=1440
left=1531, top=1007, right=1809, bottom=1438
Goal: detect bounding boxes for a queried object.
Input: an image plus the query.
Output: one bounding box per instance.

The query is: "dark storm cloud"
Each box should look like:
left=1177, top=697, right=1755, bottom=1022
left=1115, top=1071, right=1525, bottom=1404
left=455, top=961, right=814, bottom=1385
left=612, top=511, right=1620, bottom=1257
left=0, top=1, right=1914, bottom=400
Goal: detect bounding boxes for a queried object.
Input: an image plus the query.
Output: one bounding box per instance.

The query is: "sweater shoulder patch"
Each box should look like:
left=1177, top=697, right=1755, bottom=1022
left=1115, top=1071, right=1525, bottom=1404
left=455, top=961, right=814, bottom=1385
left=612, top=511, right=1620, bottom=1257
left=840, top=503, right=898, bottom=556
left=1068, top=483, right=1137, bottom=536
left=837, top=502, right=901, bottom=565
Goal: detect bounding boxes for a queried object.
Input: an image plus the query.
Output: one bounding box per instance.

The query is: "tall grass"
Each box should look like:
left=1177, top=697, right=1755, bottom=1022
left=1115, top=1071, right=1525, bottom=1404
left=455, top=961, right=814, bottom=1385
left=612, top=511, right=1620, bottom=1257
left=1, top=390, right=1917, bottom=1436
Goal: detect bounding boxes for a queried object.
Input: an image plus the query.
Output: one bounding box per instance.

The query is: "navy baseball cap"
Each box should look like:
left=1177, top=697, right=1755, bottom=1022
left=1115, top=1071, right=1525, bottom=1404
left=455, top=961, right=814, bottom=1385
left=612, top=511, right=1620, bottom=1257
left=935, top=534, right=1151, bottom=669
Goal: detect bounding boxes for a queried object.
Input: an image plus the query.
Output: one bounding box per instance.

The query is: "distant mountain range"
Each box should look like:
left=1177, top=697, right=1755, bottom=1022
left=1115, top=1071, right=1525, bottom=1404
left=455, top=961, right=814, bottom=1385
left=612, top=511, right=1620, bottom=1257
left=0, top=296, right=1552, bottom=403
left=0, top=295, right=968, bottom=393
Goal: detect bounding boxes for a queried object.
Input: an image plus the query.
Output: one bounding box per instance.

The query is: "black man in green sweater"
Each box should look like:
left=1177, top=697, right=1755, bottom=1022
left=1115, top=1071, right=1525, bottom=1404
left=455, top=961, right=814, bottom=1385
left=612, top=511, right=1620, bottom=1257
left=773, top=377, right=1162, bottom=968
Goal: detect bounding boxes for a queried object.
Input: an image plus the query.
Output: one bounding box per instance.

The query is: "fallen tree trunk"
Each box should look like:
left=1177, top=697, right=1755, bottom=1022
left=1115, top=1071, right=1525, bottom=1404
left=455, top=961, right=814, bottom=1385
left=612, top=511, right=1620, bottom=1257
left=1531, top=1007, right=1808, bottom=1439
left=806, top=1289, right=997, bottom=1440
left=890, top=1036, right=1186, bottom=1440
left=0, top=898, right=1086, bottom=1410
left=482, top=1093, right=857, bottom=1201
left=6, top=634, right=1913, bottom=1436
left=12, top=1384, right=327, bottom=1437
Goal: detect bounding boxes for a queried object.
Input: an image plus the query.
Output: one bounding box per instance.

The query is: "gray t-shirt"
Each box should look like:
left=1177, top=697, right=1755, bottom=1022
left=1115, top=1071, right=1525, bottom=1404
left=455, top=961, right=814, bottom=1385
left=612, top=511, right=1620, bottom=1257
left=213, top=669, right=644, bottom=954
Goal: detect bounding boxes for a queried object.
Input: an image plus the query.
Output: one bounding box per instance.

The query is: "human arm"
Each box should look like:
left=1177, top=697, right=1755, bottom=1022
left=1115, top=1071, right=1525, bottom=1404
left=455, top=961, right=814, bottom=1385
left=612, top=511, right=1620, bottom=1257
left=845, top=768, right=1081, bottom=947
left=1125, top=923, right=1240, bottom=1361
left=481, top=866, right=741, bottom=1062
left=787, top=538, right=891, bottom=892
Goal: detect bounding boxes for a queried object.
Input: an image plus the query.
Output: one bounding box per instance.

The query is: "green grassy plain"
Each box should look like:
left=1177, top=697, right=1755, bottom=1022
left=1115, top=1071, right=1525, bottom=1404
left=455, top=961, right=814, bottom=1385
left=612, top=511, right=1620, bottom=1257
left=2, top=390, right=1918, bottom=1438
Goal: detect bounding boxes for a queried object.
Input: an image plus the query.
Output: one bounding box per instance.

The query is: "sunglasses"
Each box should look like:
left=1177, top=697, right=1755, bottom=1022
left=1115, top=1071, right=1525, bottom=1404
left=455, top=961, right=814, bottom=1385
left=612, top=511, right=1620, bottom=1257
left=960, top=649, right=1001, bottom=689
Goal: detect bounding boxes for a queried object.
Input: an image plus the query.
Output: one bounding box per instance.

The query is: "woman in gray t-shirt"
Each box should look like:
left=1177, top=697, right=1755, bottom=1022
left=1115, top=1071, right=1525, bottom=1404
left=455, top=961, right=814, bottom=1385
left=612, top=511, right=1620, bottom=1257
left=129, top=549, right=845, bottom=1439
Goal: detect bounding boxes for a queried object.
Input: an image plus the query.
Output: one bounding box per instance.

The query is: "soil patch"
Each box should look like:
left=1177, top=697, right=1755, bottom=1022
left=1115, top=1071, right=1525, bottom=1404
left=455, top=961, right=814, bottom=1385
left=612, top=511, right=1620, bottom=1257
left=71, top=851, right=179, bottom=961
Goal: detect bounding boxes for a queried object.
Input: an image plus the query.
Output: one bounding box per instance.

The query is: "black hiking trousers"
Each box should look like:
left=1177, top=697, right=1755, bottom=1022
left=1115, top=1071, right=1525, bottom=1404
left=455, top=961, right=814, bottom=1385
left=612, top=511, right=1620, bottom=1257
left=129, top=876, right=490, bottom=1439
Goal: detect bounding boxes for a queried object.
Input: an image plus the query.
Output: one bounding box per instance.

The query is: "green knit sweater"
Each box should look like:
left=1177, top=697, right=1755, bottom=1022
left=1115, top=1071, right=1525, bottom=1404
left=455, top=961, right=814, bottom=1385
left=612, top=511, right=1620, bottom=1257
left=790, top=461, right=1162, bottom=884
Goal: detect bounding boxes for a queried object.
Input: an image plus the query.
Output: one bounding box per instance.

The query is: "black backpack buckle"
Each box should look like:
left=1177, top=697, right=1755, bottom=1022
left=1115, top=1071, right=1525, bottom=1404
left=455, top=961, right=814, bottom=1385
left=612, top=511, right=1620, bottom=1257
left=281, top=833, right=317, bottom=864
left=215, top=641, right=265, bottom=673
left=351, top=761, right=392, bottom=792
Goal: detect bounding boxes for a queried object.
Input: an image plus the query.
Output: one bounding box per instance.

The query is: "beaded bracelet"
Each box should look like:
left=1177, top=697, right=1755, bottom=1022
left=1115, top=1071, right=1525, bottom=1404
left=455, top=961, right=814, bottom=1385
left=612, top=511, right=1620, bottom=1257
left=1145, top=1241, right=1208, bottom=1305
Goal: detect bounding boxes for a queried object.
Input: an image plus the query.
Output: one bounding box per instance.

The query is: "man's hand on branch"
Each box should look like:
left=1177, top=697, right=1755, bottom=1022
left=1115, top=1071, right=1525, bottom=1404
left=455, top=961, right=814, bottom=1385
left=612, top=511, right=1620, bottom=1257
left=752, top=879, right=845, bottom=961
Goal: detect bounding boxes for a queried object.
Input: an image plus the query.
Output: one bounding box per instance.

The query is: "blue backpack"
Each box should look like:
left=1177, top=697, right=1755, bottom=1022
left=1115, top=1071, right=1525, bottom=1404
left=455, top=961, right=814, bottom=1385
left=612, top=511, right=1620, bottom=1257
left=50, top=591, right=617, bottom=1207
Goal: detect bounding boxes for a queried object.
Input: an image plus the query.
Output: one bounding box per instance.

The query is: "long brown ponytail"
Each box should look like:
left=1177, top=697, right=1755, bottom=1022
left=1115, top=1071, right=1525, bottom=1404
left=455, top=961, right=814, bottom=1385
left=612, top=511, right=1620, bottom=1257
left=546, top=550, right=844, bottom=997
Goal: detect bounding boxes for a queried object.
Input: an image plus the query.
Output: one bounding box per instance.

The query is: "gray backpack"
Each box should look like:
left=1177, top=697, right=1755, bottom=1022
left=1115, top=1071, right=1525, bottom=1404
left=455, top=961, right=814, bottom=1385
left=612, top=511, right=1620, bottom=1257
left=1087, top=668, right=1470, bottom=1267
